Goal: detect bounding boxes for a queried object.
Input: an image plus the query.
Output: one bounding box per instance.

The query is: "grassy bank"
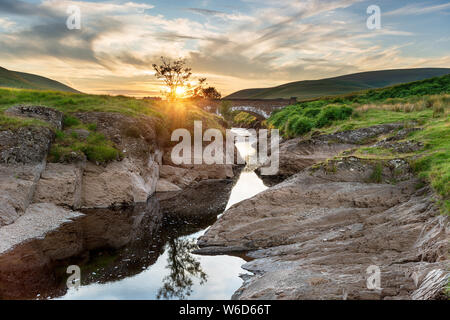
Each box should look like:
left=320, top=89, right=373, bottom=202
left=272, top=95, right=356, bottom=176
left=0, top=87, right=224, bottom=163
left=267, top=75, right=449, bottom=214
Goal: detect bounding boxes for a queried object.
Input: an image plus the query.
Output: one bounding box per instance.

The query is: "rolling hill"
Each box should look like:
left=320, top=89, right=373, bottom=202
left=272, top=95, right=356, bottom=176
left=225, top=68, right=450, bottom=100
left=0, top=66, right=79, bottom=93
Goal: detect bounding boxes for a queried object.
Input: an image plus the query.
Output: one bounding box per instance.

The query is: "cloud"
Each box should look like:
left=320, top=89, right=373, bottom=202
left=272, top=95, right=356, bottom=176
left=0, top=0, right=57, bottom=17
left=0, top=0, right=448, bottom=96
left=384, top=2, right=450, bottom=16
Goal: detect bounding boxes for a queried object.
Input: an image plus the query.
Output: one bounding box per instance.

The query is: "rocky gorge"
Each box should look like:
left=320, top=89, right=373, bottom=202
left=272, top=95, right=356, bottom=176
left=0, top=104, right=448, bottom=300
left=0, top=105, right=237, bottom=299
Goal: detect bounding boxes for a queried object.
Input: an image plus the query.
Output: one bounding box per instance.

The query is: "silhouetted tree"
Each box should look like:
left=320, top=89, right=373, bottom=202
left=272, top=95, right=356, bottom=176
left=202, top=87, right=221, bottom=100
left=153, top=57, right=192, bottom=101
left=153, top=57, right=221, bottom=101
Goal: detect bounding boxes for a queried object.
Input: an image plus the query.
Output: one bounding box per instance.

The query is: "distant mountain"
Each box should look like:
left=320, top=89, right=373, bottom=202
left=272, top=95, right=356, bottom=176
left=0, top=66, right=80, bottom=93
left=225, top=68, right=450, bottom=100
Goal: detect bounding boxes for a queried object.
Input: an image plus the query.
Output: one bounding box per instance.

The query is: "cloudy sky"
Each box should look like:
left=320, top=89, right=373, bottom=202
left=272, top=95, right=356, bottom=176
left=0, top=0, right=449, bottom=96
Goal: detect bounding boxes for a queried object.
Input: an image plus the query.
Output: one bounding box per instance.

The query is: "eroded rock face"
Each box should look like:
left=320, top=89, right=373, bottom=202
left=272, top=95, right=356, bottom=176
left=314, top=123, right=404, bottom=145
left=0, top=163, right=45, bottom=226
left=275, top=139, right=354, bottom=178
left=159, top=165, right=200, bottom=188
left=197, top=158, right=449, bottom=300
left=156, top=144, right=239, bottom=220
left=0, top=126, right=53, bottom=164
left=33, top=162, right=85, bottom=208
left=81, top=155, right=160, bottom=208
left=0, top=122, right=53, bottom=226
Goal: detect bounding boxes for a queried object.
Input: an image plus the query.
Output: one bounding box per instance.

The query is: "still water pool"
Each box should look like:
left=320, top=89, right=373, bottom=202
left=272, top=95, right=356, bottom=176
left=59, top=129, right=267, bottom=300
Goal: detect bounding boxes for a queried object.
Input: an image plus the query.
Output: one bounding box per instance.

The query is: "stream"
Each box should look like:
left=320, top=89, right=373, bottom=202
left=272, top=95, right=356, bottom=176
left=56, top=128, right=268, bottom=300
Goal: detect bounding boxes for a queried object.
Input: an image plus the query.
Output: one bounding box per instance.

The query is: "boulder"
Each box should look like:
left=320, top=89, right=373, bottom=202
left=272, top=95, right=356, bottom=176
left=81, top=156, right=159, bottom=208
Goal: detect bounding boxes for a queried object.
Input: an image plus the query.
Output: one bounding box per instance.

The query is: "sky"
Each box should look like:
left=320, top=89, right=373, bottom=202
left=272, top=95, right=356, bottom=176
left=0, top=0, right=449, bottom=97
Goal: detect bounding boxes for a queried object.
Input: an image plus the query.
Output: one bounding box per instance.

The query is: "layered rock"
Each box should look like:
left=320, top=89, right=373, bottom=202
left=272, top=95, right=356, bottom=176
left=197, top=157, right=449, bottom=300
left=273, top=123, right=406, bottom=179
left=0, top=126, right=54, bottom=164
left=0, top=124, right=53, bottom=226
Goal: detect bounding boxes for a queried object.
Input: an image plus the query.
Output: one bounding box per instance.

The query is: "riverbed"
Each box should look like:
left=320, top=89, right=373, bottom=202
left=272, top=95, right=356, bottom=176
left=57, top=129, right=267, bottom=300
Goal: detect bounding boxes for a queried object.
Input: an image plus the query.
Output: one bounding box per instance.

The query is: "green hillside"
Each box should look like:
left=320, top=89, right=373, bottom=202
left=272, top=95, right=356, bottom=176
left=226, top=68, right=450, bottom=100
left=0, top=66, right=79, bottom=93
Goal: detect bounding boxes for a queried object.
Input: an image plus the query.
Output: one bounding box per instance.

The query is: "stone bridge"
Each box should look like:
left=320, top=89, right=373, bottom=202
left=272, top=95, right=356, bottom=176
left=205, top=98, right=297, bottom=119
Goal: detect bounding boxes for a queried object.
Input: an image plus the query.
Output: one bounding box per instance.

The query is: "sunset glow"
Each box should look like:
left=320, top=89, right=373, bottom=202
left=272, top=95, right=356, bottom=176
left=0, top=0, right=449, bottom=97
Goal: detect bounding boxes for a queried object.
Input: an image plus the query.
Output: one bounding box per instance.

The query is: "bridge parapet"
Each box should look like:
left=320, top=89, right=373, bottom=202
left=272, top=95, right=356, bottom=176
left=207, top=98, right=296, bottom=119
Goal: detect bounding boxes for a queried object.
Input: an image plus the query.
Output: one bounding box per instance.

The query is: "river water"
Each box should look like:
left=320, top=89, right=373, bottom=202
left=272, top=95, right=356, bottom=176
left=58, top=128, right=267, bottom=300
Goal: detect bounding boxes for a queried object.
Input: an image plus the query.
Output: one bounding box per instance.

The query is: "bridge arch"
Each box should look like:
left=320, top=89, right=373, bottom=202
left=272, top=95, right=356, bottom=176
left=230, top=106, right=272, bottom=119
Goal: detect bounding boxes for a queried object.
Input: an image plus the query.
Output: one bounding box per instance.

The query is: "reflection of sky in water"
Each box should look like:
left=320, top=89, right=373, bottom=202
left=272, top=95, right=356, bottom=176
left=59, top=128, right=267, bottom=300
left=60, top=250, right=247, bottom=300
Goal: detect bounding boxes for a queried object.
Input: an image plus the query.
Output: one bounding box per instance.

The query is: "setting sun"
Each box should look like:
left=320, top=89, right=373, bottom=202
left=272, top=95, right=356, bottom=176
left=175, top=86, right=187, bottom=97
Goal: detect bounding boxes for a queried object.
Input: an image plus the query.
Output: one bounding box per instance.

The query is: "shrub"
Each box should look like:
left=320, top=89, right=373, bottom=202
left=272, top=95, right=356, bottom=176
left=286, top=115, right=313, bottom=137
left=315, top=106, right=353, bottom=127
left=86, top=123, right=97, bottom=131
left=80, top=145, right=119, bottom=163
left=63, top=115, right=80, bottom=127
left=302, top=107, right=322, bottom=118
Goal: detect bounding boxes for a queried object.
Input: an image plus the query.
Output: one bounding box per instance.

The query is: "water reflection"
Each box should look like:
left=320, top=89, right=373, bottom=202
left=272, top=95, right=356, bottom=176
left=157, top=238, right=207, bottom=299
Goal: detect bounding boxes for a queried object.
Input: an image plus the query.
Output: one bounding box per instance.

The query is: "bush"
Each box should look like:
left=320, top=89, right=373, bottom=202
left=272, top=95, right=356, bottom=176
left=315, top=105, right=353, bottom=127
left=286, top=115, right=313, bottom=137
left=268, top=104, right=353, bottom=137
left=302, top=107, right=322, bottom=118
